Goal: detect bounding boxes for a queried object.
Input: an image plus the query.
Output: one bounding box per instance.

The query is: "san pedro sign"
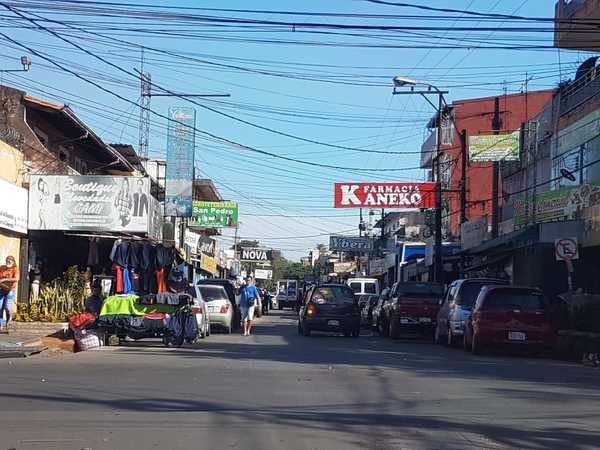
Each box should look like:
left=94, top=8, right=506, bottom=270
left=334, top=182, right=436, bottom=209
left=240, top=248, right=272, bottom=263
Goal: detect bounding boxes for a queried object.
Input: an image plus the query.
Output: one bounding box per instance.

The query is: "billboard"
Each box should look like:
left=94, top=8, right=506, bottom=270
left=165, top=106, right=196, bottom=217
left=254, top=268, right=273, bottom=280
left=0, top=177, right=27, bottom=234
left=191, top=201, right=239, bottom=228
left=329, top=235, right=372, bottom=252
left=334, top=182, right=436, bottom=209
left=468, top=132, right=520, bottom=162
left=240, top=247, right=272, bottom=263
left=28, top=176, right=152, bottom=233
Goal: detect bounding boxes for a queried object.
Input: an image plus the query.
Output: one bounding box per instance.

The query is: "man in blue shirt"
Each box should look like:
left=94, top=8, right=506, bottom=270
left=240, top=275, right=260, bottom=336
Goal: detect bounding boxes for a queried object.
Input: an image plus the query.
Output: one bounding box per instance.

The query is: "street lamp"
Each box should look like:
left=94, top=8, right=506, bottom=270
left=392, top=76, right=448, bottom=283
left=1, top=56, right=32, bottom=73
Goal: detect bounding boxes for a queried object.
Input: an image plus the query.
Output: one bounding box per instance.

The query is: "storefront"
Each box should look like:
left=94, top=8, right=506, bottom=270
left=0, top=141, right=28, bottom=302
left=26, top=175, right=163, bottom=294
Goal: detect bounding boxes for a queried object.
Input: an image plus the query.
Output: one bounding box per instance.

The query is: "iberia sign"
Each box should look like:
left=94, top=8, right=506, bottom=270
left=334, top=182, right=436, bottom=209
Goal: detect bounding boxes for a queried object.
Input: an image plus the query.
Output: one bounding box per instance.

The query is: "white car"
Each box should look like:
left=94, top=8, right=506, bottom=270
left=192, top=284, right=234, bottom=334
left=187, top=288, right=211, bottom=339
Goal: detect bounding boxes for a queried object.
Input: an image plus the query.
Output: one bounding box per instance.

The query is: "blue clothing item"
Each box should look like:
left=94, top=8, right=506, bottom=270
left=123, top=267, right=133, bottom=294
left=240, top=285, right=259, bottom=308
left=0, top=289, right=16, bottom=328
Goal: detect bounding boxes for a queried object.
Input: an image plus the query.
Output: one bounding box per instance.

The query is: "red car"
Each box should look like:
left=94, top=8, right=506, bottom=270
left=464, top=286, right=557, bottom=355
left=387, top=282, right=445, bottom=339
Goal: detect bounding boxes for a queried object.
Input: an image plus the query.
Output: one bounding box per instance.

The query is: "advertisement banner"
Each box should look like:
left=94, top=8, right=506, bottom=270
left=334, top=182, right=436, bottom=209
left=28, top=175, right=152, bottom=233
left=191, top=201, right=238, bottom=228
left=240, top=247, right=272, bottom=263
left=200, top=253, right=218, bottom=275
left=0, top=177, right=28, bottom=234
left=333, top=261, right=356, bottom=274
left=469, top=132, right=520, bottom=162
left=460, top=216, right=489, bottom=250
left=514, top=183, right=600, bottom=246
left=165, top=106, right=196, bottom=217
left=329, top=235, right=372, bottom=252
left=254, top=268, right=273, bottom=280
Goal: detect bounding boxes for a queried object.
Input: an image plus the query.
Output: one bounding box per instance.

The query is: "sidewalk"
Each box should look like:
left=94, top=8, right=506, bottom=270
left=0, top=322, right=73, bottom=358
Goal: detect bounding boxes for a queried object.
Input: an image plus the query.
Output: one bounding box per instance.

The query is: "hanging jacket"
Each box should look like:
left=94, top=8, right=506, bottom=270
left=155, top=245, right=175, bottom=268
left=111, top=241, right=130, bottom=267
left=127, top=242, right=142, bottom=271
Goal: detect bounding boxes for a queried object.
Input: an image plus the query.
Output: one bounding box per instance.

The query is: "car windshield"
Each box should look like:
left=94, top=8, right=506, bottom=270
left=483, top=291, right=547, bottom=311
left=395, top=283, right=444, bottom=297
left=364, top=283, right=377, bottom=294
left=198, top=286, right=228, bottom=302
left=312, top=286, right=356, bottom=304
left=349, top=282, right=362, bottom=294
left=460, top=281, right=504, bottom=307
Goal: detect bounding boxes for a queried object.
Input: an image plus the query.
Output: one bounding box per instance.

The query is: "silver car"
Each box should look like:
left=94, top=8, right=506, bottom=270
left=187, top=287, right=211, bottom=339
left=192, top=284, right=234, bottom=334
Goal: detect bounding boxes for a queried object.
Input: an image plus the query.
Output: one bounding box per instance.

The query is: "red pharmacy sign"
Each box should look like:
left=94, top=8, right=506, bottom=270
left=334, top=182, right=436, bottom=209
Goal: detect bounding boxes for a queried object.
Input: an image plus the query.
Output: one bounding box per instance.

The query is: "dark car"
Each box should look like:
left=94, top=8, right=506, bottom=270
left=298, top=284, right=361, bottom=337
left=387, top=282, right=445, bottom=339
left=372, top=287, right=392, bottom=332
left=435, top=278, right=508, bottom=347
left=361, top=295, right=379, bottom=327
left=196, top=279, right=241, bottom=330
left=464, top=286, right=557, bottom=355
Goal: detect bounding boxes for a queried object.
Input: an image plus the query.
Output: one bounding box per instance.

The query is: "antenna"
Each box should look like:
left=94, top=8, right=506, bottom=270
left=139, top=47, right=151, bottom=160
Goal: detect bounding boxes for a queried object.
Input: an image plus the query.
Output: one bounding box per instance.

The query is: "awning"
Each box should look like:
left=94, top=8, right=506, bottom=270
left=463, top=226, right=538, bottom=256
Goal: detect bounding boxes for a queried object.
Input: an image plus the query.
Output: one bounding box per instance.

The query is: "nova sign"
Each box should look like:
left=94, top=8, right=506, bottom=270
left=334, top=182, right=436, bottom=209
left=240, top=248, right=273, bottom=263
left=329, top=235, right=373, bottom=252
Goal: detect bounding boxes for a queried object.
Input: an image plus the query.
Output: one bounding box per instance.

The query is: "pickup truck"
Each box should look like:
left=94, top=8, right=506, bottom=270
left=386, top=282, right=445, bottom=339
left=275, top=279, right=299, bottom=310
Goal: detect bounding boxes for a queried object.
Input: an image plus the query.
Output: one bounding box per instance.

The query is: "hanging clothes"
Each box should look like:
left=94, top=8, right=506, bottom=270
left=87, top=238, right=100, bottom=267
left=123, top=267, right=133, bottom=294
left=111, top=240, right=130, bottom=267
left=112, top=263, right=124, bottom=294
left=156, top=267, right=167, bottom=294
left=127, top=242, right=142, bottom=271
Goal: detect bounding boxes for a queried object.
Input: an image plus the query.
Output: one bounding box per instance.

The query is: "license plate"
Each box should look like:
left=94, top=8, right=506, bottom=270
left=328, top=320, right=340, bottom=326
left=508, top=332, right=527, bottom=341
left=419, top=317, right=432, bottom=323
left=208, top=306, right=217, bottom=313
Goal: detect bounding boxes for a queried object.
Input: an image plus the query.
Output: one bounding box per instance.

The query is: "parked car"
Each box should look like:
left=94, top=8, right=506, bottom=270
left=435, top=278, right=508, bottom=347
left=193, top=284, right=234, bottom=334
left=298, top=284, right=361, bottom=337
left=373, top=286, right=394, bottom=335
left=196, top=279, right=241, bottom=330
left=387, top=282, right=445, bottom=339
left=347, top=278, right=380, bottom=298
left=464, top=286, right=557, bottom=355
left=187, top=287, right=211, bottom=339
left=360, top=295, right=379, bottom=327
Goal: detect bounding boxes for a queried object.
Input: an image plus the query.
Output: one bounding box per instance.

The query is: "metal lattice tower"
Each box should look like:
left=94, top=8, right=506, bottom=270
left=139, top=48, right=151, bottom=160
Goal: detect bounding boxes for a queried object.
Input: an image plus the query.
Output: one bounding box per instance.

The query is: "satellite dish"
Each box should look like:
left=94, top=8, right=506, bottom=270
left=560, top=168, right=576, bottom=182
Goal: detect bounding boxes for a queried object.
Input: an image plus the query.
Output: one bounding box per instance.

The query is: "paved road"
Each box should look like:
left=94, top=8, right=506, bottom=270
left=2, top=311, right=600, bottom=450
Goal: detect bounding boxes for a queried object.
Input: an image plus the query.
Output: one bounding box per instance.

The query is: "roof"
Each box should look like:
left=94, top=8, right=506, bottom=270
left=111, top=144, right=145, bottom=173
left=23, top=95, right=135, bottom=173
left=193, top=179, right=223, bottom=202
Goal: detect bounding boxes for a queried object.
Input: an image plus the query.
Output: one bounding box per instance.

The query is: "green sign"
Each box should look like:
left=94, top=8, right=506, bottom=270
left=191, top=201, right=239, bottom=228
left=469, top=132, right=520, bottom=162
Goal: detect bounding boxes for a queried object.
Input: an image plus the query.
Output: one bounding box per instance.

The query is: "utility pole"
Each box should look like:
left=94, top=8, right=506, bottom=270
left=491, top=96, right=502, bottom=239
left=460, top=129, right=468, bottom=276
left=392, top=76, right=448, bottom=284
left=139, top=48, right=151, bottom=160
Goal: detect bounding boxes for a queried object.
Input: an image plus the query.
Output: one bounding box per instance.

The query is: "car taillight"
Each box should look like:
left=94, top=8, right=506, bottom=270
left=307, top=305, right=316, bottom=316
left=191, top=306, right=202, bottom=314
left=220, top=304, right=229, bottom=314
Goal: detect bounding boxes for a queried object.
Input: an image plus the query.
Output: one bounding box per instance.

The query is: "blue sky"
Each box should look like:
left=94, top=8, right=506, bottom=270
left=1, top=0, right=592, bottom=259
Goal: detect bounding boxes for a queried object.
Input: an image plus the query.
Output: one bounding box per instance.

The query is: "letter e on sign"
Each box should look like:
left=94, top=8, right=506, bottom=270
left=555, top=238, right=579, bottom=261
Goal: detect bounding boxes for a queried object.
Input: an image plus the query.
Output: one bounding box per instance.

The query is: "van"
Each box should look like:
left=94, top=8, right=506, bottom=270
left=347, top=278, right=380, bottom=297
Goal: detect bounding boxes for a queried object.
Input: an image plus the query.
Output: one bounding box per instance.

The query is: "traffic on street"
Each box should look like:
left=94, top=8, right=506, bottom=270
left=1, top=1, right=600, bottom=449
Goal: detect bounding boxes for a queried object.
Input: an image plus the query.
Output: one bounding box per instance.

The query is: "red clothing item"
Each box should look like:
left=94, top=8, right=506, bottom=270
left=156, top=268, right=167, bottom=294
left=0, top=265, right=18, bottom=290
left=112, top=263, right=124, bottom=294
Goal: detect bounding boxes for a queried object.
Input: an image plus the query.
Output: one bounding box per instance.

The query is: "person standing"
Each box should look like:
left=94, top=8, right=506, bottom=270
left=133, top=179, right=148, bottom=217
left=239, top=275, right=260, bottom=336
left=84, top=281, right=104, bottom=316
left=0, top=256, right=19, bottom=332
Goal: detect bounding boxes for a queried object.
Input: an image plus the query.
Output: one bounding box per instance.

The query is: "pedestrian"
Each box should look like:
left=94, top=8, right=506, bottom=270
left=239, top=275, right=260, bottom=336
left=0, top=255, right=19, bottom=332
left=84, top=280, right=104, bottom=316
left=262, top=289, right=271, bottom=315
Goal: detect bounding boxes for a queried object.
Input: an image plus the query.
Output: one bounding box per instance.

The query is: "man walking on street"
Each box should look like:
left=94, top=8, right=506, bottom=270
left=240, top=275, right=260, bottom=336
